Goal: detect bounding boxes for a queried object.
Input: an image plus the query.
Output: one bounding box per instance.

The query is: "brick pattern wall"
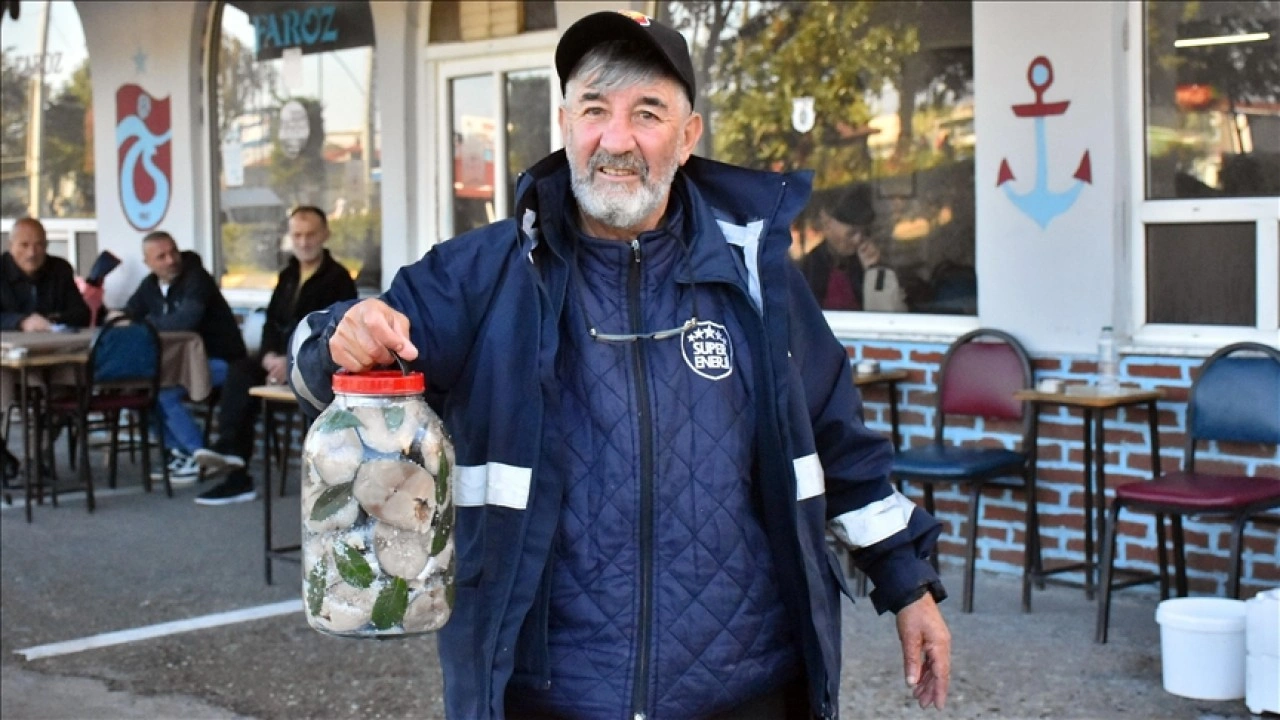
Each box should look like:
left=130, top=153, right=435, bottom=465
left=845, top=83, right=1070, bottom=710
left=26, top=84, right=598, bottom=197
left=845, top=339, right=1280, bottom=598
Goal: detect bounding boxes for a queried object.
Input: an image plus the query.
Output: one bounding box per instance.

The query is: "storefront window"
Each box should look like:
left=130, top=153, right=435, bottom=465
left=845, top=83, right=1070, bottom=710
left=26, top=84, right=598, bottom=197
left=213, top=1, right=381, bottom=292
left=1145, top=1, right=1280, bottom=199
left=1146, top=223, right=1255, bottom=325
left=1137, top=1, right=1278, bottom=337
left=659, top=0, right=976, bottom=315
left=0, top=1, right=94, bottom=219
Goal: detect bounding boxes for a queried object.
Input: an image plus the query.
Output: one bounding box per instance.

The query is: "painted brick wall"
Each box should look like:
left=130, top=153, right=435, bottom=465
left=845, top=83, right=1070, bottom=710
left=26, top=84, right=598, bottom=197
left=844, top=339, right=1280, bottom=598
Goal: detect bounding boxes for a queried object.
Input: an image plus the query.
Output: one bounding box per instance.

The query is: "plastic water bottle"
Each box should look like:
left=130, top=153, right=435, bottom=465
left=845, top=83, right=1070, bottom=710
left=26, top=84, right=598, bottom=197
left=1097, top=326, right=1119, bottom=392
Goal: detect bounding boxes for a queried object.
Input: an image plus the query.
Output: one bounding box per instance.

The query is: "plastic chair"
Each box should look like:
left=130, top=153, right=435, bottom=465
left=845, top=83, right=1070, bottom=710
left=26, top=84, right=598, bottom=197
left=891, top=328, right=1037, bottom=613
left=1095, top=342, right=1280, bottom=643
left=45, top=316, right=169, bottom=510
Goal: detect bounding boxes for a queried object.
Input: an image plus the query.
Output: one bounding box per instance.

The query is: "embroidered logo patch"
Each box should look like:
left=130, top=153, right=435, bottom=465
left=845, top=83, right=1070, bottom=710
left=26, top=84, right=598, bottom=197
left=682, top=321, right=733, bottom=380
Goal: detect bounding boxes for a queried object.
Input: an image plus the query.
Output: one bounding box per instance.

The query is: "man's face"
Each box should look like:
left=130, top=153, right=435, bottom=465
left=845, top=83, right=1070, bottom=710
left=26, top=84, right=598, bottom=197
left=818, top=209, right=866, bottom=258
left=559, top=73, right=702, bottom=238
left=143, top=237, right=183, bottom=283
left=288, top=211, right=328, bottom=267
left=8, top=221, right=48, bottom=276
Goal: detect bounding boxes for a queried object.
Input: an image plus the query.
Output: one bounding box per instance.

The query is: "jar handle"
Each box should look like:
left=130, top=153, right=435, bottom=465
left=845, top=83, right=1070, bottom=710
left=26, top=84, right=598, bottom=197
left=389, top=349, right=411, bottom=377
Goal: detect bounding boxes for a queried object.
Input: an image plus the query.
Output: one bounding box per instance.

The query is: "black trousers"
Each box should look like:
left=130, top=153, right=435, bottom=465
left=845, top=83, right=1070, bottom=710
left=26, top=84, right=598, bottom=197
left=213, top=354, right=267, bottom=466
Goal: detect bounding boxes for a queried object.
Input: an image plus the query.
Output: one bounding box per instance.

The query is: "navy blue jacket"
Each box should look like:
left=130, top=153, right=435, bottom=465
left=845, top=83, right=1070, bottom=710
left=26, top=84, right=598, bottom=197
left=289, top=152, right=944, bottom=719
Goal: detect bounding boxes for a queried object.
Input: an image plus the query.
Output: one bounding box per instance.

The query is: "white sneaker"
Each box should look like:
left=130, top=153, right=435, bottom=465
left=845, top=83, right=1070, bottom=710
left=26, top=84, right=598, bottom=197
left=192, top=448, right=246, bottom=477
left=151, top=450, right=199, bottom=485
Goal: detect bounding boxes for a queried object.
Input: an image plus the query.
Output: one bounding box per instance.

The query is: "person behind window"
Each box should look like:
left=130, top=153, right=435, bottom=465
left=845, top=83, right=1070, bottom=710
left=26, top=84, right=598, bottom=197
left=290, top=11, right=949, bottom=718
left=191, top=206, right=356, bottom=505
left=116, top=231, right=247, bottom=483
left=800, top=183, right=909, bottom=312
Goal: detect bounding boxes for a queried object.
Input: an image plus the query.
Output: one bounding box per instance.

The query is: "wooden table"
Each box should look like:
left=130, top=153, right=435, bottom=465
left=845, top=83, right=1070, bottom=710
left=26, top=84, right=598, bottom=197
left=1014, top=385, right=1164, bottom=607
left=1, top=329, right=213, bottom=521
left=2, top=348, right=90, bottom=522
left=250, top=384, right=302, bottom=584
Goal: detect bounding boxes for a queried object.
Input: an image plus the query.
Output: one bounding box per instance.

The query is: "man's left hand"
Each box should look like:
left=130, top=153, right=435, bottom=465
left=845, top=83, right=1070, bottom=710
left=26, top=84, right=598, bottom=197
left=895, top=591, right=951, bottom=710
left=262, top=352, right=287, bottom=384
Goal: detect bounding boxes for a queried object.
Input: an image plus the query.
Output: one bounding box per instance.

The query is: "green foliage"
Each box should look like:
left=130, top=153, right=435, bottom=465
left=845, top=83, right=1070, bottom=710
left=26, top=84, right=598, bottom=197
left=326, top=208, right=379, bottom=275
left=701, top=1, right=918, bottom=188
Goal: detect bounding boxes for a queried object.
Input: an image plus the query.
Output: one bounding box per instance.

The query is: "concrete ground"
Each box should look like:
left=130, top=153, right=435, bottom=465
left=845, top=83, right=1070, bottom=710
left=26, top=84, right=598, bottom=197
left=0, top=436, right=1268, bottom=720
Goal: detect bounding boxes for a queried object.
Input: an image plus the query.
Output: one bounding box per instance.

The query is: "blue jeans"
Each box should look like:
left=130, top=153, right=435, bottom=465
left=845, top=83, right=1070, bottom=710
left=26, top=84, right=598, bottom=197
left=155, top=358, right=228, bottom=454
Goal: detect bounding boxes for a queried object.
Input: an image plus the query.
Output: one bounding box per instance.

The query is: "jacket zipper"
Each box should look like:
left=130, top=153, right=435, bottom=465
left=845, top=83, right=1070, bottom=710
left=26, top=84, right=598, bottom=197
left=627, top=238, right=655, bottom=720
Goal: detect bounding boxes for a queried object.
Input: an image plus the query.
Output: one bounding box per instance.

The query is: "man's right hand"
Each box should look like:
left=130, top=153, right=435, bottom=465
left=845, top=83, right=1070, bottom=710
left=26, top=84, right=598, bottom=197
left=19, top=313, right=52, bottom=332
left=328, top=299, right=418, bottom=372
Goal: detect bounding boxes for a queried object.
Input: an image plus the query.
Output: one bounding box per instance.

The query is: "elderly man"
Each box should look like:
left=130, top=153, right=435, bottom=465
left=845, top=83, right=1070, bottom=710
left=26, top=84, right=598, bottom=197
left=290, top=11, right=950, bottom=719
left=122, top=231, right=246, bottom=483
left=1, top=218, right=91, bottom=331
left=191, top=206, right=356, bottom=505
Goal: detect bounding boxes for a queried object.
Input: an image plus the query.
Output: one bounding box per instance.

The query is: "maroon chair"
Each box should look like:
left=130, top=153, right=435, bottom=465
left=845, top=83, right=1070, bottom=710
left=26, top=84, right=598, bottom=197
left=891, top=328, right=1037, bottom=612
left=45, top=316, right=169, bottom=512
left=1095, top=342, right=1280, bottom=643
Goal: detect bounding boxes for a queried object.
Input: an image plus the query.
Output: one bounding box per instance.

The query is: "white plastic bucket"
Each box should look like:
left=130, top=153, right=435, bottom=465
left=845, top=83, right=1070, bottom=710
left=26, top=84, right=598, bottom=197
left=1156, top=597, right=1247, bottom=700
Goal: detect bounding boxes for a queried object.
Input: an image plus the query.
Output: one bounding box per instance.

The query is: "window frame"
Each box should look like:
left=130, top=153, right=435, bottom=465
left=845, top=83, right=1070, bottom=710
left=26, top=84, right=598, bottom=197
left=424, top=34, right=559, bottom=244
left=1126, top=1, right=1280, bottom=350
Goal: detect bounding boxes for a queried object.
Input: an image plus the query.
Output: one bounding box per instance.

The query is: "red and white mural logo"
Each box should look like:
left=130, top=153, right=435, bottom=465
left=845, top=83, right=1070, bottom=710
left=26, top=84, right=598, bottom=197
left=116, top=84, right=172, bottom=231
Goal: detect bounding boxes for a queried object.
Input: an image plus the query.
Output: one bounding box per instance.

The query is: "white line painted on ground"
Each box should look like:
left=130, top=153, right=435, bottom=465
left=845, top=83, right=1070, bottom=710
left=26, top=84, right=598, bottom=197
left=15, top=599, right=303, bottom=661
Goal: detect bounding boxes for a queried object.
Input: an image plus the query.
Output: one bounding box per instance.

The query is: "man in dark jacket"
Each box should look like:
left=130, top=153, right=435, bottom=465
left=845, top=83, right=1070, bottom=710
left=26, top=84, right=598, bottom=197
left=192, top=206, right=356, bottom=505
left=1, top=217, right=91, bottom=331
left=122, top=231, right=247, bottom=482
left=1, top=217, right=92, bottom=481
left=291, top=11, right=950, bottom=719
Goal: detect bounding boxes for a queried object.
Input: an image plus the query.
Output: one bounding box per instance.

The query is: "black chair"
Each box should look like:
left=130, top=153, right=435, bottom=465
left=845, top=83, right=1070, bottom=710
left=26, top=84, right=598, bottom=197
left=1096, top=342, right=1280, bottom=643
left=45, top=316, right=169, bottom=510
left=891, top=328, right=1037, bottom=613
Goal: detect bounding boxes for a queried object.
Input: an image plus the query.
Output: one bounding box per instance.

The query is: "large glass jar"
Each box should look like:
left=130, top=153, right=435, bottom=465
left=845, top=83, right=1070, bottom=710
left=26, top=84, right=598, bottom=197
left=301, top=370, right=454, bottom=637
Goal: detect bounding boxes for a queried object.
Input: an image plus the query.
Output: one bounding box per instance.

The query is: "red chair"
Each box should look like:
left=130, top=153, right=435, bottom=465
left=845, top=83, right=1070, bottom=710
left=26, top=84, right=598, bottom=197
left=1095, top=342, right=1280, bottom=643
left=891, top=328, right=1037, bottom=612
left=45, top=316, right=169, bottom=511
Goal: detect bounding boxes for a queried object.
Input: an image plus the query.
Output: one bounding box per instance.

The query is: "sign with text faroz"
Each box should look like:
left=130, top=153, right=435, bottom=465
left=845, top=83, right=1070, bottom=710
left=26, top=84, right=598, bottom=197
left=231, top=1, right=375, bottom=61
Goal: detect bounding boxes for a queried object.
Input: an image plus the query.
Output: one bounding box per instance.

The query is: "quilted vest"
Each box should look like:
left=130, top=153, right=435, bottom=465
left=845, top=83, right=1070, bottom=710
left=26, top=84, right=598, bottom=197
left=509, top=211, right=800, bottom=718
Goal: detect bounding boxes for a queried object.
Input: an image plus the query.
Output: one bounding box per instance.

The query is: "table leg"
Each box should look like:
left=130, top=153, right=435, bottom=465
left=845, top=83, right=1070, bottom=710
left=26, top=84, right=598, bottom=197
left=263, top=398, right=274, bottom=585
left=888, top=380, right=902, bottom=451
left=1081, top=408, right=1096, bottom=598
left=1093, top=409, right=1109, bottom=600
left=19, top=366, right=32, bottom=523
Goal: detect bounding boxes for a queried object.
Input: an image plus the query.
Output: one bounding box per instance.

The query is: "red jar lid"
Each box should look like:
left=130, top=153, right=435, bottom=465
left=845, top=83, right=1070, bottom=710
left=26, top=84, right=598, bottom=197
left=332, top=370, right=426, bottom=395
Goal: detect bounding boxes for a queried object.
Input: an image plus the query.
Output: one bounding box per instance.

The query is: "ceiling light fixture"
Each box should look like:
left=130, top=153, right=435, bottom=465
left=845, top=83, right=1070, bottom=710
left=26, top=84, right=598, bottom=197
left=1174, top=31, right=1271, bottom=48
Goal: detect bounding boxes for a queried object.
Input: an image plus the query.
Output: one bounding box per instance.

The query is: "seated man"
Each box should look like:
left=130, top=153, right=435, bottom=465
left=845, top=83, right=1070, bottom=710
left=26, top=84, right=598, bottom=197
left=797, top=184, right=908, bottom=312
left=192, top=206, right=356, bottom=505
left=121, top=231, right=247, bottom=483
left=1, top=217, right=92, bottom=481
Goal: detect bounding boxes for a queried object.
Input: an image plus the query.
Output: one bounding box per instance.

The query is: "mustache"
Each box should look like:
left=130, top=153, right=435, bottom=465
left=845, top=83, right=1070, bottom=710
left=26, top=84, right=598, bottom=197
left=587, top=151, right=648, bottom=180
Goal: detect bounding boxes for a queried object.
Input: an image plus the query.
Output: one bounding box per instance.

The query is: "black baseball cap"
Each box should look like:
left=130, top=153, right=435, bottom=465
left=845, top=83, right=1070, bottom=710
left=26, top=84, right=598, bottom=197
left=555, top=10, right=696, bottom=103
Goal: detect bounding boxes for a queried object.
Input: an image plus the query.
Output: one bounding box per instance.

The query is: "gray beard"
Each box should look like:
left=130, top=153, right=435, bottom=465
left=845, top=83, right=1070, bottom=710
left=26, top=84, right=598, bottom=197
left=568, top=149, right=678, bottom=231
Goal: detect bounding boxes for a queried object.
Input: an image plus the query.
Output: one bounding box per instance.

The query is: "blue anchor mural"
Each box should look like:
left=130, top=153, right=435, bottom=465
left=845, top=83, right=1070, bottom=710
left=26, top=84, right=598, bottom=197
left=998, top=56, right=1091, bottom=229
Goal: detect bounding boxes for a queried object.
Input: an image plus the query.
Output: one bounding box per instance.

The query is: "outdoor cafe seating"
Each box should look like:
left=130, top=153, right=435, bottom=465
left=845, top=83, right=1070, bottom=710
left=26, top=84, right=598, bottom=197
left=1, top=324, right=213, bottom=521
left=1095, top=341, right=1280, bottom=643
left=890, top=328, right=1038, bottom=614
left=42, top=316, right=167, bottom=511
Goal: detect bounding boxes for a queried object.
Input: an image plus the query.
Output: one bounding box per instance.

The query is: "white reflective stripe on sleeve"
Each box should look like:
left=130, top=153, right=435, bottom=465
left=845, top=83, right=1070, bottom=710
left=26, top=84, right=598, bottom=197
left=828, top=491, right=917, bottom=550
left=793, top=453, right=825, bottom=501
left=454, top=462, right=533, bottom=510
left=289, top=315, right=326, bottom=412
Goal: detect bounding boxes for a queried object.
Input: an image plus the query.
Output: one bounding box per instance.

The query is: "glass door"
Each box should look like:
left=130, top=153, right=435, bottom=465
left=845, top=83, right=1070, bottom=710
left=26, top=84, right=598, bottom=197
left=434, top=51, right=557, bottom=239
